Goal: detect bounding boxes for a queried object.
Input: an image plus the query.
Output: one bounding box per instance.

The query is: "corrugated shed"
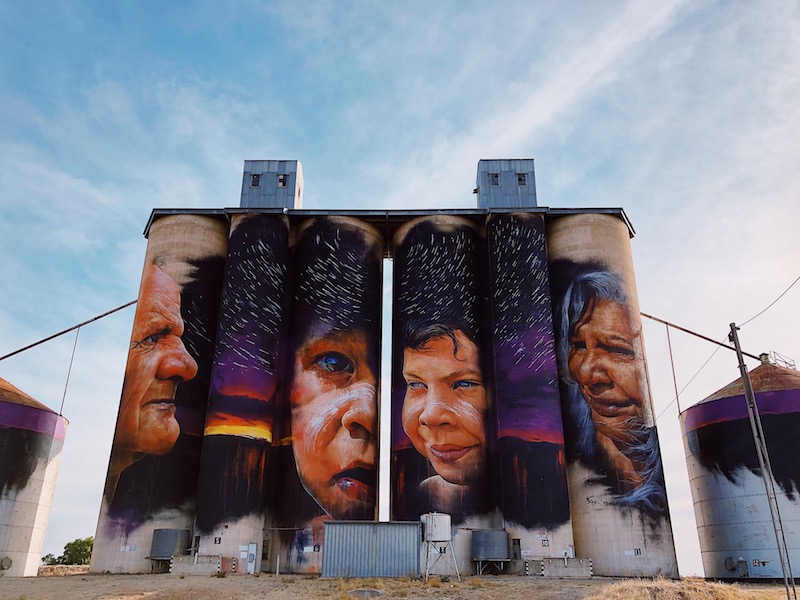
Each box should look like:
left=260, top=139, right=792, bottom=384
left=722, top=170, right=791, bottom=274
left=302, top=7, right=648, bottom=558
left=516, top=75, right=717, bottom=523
left=321, top=522, right=420, bottom=578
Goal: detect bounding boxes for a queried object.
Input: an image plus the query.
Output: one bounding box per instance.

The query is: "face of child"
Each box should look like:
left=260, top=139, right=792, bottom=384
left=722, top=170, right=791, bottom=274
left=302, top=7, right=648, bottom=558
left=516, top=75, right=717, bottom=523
left=290, top=329, right=377, bottom=520
left=401, top=330, right=487, bottom=485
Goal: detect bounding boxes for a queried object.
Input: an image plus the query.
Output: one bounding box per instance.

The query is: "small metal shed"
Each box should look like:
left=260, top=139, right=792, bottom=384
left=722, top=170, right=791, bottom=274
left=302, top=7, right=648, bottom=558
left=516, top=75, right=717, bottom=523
left=321, top=521, right=421, bottom=578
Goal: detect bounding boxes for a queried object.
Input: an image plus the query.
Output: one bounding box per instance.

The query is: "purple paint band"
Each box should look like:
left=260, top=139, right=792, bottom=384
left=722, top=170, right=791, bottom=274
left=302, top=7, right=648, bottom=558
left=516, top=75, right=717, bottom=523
left=683, top=389, right=800, bottom=432
left=0, top=400, right=67, bottom=440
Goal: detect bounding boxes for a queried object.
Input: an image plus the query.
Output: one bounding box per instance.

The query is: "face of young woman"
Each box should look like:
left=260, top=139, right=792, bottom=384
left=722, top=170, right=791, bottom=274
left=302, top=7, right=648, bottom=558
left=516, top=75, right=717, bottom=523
left=402, top=330, right=487, bottom=486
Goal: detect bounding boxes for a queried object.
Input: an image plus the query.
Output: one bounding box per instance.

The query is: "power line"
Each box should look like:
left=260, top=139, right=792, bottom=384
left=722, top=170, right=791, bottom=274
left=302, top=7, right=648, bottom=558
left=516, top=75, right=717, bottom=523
left=647, top=273, right=800, bottom=421
left=655, top=345, right=722, bottom=422
left=740, top=274, right=800, bottom=328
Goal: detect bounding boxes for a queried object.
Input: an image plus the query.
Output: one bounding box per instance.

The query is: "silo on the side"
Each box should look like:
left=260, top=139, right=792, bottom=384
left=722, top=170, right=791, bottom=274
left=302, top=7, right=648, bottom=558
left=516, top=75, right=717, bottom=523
left=546, top=212, right=678, bottom=577
left=91, top=214, right=228, bottom=573
left=0, top=377, right=68, bottom=577
left=681, top=362, right=800, bottom=579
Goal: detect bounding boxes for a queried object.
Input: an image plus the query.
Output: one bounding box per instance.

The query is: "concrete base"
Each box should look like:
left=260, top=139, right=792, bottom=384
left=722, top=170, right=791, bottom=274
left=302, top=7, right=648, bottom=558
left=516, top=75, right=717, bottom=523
left=170, top=554, right=222, bottom=576
left=511, top=557, right=593, bottom=577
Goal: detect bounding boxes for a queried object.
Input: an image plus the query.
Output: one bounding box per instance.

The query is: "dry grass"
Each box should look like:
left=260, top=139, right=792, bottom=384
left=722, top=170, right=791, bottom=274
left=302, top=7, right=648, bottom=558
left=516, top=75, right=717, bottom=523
left=585, top=577, right=788, bottom=600
left=0, top=573, right=789, bottom=600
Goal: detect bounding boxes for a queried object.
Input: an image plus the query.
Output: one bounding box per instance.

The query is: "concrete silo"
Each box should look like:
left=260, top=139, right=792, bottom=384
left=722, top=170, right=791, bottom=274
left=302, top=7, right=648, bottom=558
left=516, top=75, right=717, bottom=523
left=0, top=377, right=68, bottom=577
left=681, top=362, right=800, bottom=579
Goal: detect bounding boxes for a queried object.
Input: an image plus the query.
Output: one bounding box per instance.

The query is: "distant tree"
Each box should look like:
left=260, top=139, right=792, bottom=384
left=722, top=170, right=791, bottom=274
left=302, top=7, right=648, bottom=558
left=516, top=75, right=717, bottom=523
left=56, top=537, right=94, bottom=565
left=41, top=553, right=59, bottom=565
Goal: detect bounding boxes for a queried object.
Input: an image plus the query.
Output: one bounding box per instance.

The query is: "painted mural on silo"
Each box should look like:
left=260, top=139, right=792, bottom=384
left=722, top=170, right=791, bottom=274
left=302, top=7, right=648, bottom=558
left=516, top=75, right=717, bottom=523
left=272, top=216, right=382, bottom=574
left=484, top=213, right=574, bottom=557
left=92, top=215, right=227, bottom=573
left=682, top=363, right=800, bottom=579
left=193, top=214, right=290, bottom=572
left=391, top=215, right=494, bottom=526
left=547, top=213, right=677, bottom=577
left=0, top=380, right=68, bottom=577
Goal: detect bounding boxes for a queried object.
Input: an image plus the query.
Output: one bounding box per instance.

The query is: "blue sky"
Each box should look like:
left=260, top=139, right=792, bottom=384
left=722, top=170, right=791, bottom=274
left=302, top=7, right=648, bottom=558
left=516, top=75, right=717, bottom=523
left=2, top=0, right=800, bottom=576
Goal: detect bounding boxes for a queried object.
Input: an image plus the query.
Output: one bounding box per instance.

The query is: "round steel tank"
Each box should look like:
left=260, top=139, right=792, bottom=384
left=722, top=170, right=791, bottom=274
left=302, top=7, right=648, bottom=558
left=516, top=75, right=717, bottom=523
left=0, top=377, right=68, bottom=577
left=421, top=513, right=452, bottom=542
left=472, top=530, right=509, bottom=561
left=681, top=362, right=800, bottom=580
left=149, top=529, right=191, bottom=560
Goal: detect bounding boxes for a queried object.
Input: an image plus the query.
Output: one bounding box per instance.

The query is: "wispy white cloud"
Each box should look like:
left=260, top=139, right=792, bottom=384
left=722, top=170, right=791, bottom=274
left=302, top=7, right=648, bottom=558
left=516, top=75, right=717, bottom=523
left=2, top=0, right=800, bottom=576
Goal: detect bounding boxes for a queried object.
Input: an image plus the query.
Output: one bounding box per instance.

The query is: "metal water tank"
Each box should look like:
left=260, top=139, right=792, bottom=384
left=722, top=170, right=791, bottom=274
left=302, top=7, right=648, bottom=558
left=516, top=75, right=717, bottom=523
left=149, top=529, right=191, bottom=560
left=681, top=362, right=800, bottom=580
left=472, top=530, right=509, bottom=561
left=421, top=513, right=452, bottom=542
left=0, top=378, right=68, bottom=577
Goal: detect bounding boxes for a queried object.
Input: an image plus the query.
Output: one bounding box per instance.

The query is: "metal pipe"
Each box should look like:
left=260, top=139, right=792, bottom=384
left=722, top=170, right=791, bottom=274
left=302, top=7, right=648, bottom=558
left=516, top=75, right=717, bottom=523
left=641, top=312, right=761, bottom=360
left=0, top=300, right=137, bottom=362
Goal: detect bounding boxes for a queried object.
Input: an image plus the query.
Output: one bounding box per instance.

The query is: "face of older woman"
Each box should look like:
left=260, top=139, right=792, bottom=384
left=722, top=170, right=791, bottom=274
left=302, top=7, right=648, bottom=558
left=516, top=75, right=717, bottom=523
left=402, top=330, right=487, bottom=486
left=568, top=298, right=645, bottom=446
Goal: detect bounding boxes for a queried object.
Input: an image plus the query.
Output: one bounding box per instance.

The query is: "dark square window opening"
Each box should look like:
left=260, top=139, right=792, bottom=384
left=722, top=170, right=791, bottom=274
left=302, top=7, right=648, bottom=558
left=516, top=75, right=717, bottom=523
left=250, top=174, right=261, bottom=187
left=489, top=173, right=500, bottom=186
left=517, top=173, right=527, bottom=186
left=278, top=174, right=288, bottom=188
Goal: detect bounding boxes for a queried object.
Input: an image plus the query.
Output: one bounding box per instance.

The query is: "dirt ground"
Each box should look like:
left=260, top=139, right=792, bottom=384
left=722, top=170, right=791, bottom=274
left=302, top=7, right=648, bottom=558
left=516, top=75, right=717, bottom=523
left=0, top=573, right=790, bottom=600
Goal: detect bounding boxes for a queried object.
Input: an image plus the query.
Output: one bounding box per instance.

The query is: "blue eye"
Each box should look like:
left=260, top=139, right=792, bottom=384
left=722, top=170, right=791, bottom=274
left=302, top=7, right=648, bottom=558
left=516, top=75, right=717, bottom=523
left=407, top=381, right=427, bottom=390
left=314, top=352, right=354, bottom=374
left=452, top=380, right=480, bottom=390
left=132, top=327, right=170, bottom=349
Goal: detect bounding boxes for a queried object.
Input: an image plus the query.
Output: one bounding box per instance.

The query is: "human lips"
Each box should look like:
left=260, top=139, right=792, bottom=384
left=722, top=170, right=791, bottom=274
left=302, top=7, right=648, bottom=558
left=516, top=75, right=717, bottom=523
left=333, top=466, right=376, bottom=504
left=142, top=399, right=176, bottom=417
left=583, top=390, right=639, bottom=418
left=428, top=444, right=475, bottom=462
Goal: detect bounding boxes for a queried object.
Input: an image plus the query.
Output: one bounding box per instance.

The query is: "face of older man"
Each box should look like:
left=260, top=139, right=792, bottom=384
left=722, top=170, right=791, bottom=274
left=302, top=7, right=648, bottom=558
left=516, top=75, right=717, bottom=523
left=116, top=263, right=198, bottom=457
left=290, top=329, right=377, bottom=520
left=568, top=298, right=645, bottom=447
left=402, top=330, right=487, bottom=486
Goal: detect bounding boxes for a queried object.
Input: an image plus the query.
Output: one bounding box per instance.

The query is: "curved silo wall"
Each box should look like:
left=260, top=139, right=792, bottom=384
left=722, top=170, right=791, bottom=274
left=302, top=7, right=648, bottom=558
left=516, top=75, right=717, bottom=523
left=192, top=214, right=290, bottom=573
left=484, top=212, right=574, bottom=560
left=0, top=400, right=68, bottom=577
left=546, top=213, right=677, bottom=577
left=391, top=215, right=499, bottom=575
left=92, top=214, right=228, bottom=573
left=682, top=387, right=800, bottom=579
left=271, top=216, right=382, bottom=574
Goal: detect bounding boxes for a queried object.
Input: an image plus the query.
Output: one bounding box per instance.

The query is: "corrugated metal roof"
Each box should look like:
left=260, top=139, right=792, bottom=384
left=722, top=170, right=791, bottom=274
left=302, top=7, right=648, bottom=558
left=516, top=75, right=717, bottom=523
left=700, top=363, right=800, bottom=404
left=0, top=376, right=55, bottom=413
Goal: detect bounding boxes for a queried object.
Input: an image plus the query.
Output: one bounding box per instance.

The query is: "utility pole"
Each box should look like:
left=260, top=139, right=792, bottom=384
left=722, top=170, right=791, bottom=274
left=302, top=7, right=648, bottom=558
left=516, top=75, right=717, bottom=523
left=729, top=323, right=796, bottom=599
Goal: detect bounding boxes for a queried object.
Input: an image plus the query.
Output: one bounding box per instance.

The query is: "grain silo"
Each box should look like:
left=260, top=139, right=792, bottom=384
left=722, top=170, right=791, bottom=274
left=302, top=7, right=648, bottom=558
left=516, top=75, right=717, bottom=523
left=0, top=377, right=68, bottom=577
left=681, top=361, right=800, bottom=579
left=546, top=213, right=678, bottom=577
